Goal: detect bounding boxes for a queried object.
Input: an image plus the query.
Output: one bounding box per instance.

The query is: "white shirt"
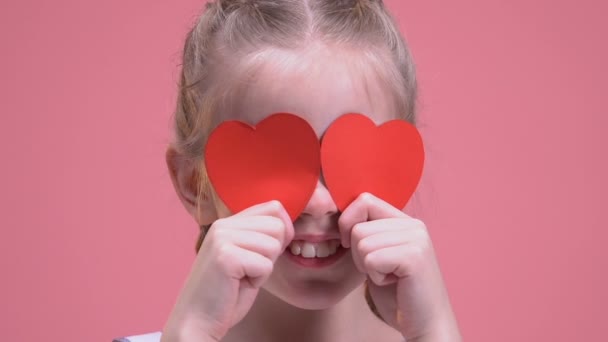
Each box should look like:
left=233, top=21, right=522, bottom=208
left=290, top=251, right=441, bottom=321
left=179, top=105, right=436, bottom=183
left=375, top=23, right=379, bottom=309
left=112, top=331, right=161, bottom=342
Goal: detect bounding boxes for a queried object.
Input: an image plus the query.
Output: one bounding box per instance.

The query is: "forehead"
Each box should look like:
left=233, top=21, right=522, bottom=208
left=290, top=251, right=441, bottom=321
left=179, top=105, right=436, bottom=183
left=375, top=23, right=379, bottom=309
left=219, top=47, right=398, bottom=136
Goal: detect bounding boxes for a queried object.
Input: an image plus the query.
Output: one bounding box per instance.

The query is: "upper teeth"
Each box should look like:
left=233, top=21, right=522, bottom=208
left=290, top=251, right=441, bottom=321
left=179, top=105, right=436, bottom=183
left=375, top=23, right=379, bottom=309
left=289, top=240, right=340, bottom=258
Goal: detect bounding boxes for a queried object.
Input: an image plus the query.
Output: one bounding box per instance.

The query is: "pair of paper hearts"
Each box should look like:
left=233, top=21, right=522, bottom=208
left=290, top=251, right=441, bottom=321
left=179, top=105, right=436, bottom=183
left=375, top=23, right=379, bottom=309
left=204, top=113, right=425, bottom=221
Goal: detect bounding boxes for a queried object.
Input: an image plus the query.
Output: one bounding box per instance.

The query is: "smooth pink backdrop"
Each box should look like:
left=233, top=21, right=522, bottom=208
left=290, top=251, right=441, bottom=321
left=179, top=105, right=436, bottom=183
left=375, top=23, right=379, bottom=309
left=1, top=0, right=605, bottom=341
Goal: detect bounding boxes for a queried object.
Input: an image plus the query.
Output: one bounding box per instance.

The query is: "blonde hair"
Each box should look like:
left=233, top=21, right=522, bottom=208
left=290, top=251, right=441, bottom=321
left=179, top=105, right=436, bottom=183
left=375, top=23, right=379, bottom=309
left=169, top=0, right=418, bottom=323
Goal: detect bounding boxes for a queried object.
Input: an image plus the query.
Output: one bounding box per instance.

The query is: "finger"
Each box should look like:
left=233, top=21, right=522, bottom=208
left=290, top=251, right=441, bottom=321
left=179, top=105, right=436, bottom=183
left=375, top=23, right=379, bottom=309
left=213, top=215, right=289, bottom=250
left=350, top=218, right=411, bottom=252
left=338, top=193, right=408, bottom=248
left=222, top=245, right=274, bottom=288
left=357, top=230, right=411, bottom=259
left=348, top=220, right=406, bottom=273
left=224, top=230, right=284, bottom=262
left=232, top=200, right=295, bottom=246
left=350, top=222, right=371, bottom=273
left=364, top=244, right=415, bottom=286
left=352, top=227, right=412, bottom=278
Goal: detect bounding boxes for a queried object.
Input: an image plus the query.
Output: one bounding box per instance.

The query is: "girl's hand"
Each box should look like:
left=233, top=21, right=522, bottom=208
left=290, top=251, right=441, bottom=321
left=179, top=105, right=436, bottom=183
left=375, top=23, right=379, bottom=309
left=338, top=193, right=461, bottom=341
left=161, top=201, right=294, bottom=342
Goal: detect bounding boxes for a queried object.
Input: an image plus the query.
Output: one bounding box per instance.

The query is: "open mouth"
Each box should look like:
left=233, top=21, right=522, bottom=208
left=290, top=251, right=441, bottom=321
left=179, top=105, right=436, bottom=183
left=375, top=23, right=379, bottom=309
left=284, top=239, right=348, bottom=268
left=287, top=239, right=342, bottom=258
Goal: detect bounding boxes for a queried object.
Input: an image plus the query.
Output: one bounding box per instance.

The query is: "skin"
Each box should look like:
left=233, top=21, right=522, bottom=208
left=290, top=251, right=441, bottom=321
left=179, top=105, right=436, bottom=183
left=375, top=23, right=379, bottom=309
left=163, top=45, right=462, bottom=342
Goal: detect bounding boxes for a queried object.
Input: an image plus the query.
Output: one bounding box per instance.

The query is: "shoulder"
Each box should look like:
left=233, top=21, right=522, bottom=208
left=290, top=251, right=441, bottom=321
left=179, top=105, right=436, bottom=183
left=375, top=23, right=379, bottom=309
left=112, top=331, right=162, bottom=342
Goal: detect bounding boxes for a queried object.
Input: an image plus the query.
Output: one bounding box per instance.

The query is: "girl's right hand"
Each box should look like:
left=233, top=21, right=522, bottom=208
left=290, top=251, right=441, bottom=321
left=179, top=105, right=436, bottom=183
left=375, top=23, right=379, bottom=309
left=161, top=200, right=295, bottom=342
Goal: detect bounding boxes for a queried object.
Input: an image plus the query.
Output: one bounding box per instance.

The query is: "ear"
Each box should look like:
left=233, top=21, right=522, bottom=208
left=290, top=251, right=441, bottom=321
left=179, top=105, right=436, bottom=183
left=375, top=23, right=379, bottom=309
left=165, top=146, right=218, bottom=225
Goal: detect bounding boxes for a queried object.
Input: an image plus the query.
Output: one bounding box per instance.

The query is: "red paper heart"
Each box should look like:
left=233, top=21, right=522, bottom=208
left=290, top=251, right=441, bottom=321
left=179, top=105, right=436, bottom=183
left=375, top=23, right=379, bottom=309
left=320, top=113, right=425, bottom=211
left=204, top=113, right=320, bottom=221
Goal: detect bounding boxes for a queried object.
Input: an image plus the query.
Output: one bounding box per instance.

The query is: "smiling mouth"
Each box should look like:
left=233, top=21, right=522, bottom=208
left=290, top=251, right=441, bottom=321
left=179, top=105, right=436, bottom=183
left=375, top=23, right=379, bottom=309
left=286, top=239, right=341, bottom=258
left=283, top=240, right=348, bottom=268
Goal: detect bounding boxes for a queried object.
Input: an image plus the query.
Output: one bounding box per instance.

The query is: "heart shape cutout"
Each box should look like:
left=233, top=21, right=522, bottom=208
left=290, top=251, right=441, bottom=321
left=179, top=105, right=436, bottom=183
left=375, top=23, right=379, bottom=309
left=204, top=113, right=320, bottom=221
left=320, top=113, right=425, bottom=211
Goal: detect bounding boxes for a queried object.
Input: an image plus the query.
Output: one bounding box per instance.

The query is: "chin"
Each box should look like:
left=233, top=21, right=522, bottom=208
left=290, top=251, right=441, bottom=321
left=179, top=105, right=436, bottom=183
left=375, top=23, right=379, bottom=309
left=262, top=272, right=366, bottom=310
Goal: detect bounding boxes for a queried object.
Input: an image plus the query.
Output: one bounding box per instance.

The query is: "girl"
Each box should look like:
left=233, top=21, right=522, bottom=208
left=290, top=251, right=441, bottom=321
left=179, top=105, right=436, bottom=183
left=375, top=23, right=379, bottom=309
left=116, top=0, right=462, bottom=341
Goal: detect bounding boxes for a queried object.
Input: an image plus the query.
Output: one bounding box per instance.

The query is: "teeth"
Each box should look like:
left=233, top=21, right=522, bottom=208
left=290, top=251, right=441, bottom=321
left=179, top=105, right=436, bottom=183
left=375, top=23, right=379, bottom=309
left=327, top=240, right=339, bottom=255
left=289, top=243, right=301, bottom=256
left=288, top=240, right=340, bottom=258
left=302, top=243, right=316, bottom=258
left=316, top=243, right=330, bottom=257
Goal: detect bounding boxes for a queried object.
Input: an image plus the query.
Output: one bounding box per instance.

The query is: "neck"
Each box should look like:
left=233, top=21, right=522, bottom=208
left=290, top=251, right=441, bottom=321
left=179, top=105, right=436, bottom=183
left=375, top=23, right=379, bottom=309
left=224, top=283, right=392, bottom=342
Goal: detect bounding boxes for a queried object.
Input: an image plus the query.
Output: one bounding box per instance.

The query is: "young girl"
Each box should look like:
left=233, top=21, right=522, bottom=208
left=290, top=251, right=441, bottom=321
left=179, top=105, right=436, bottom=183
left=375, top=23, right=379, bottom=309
left=116, top=0, right=461, bottom=341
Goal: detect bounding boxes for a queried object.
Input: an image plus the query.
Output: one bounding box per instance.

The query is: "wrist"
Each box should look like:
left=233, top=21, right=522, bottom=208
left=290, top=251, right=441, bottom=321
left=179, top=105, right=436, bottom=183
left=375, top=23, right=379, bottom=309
left=162, top=313, right=222, bottom=342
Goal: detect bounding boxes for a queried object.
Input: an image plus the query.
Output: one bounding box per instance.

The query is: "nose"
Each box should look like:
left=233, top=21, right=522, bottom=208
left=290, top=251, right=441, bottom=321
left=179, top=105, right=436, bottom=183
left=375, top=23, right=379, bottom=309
left=300, top=179, right=339, bottom=219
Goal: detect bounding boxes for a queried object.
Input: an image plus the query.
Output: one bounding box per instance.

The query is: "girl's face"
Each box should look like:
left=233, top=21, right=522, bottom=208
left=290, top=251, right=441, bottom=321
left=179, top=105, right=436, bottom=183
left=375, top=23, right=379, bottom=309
left=211, top=47, right=399, bottom=310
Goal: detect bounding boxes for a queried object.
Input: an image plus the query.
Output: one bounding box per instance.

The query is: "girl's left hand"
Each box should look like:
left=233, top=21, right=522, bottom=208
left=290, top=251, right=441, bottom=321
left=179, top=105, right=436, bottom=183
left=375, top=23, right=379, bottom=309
left=339, top=193, right=461, bottom=341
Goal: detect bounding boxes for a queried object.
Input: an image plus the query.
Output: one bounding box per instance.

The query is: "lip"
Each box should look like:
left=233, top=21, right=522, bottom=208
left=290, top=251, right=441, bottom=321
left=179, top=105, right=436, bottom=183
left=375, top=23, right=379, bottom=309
left=291, top=234, right=342, bottom=243
left=283, top=245, right=349, bottom=268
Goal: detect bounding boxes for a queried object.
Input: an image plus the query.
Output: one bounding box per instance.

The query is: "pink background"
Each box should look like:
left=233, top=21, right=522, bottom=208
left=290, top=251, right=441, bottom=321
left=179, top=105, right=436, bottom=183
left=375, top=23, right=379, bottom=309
left=0, top=0, right=606, bottom=341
